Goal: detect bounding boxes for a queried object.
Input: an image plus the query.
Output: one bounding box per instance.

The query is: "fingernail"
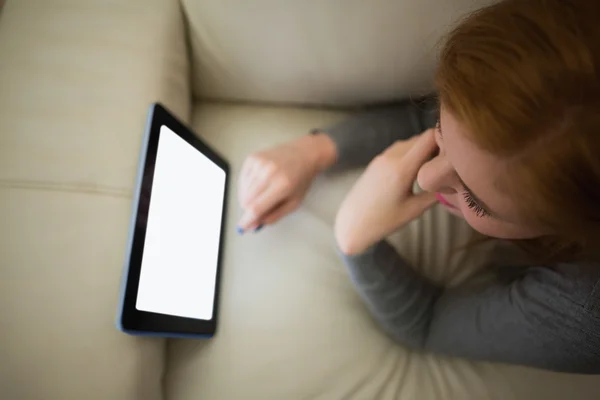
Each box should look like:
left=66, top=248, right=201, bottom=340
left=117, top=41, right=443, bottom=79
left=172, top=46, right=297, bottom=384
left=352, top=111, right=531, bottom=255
left=254, top=224, right=264, bottom=233
left=238, top=211, right=256, bottom=230
left=236, top=226, right=244, bottom=235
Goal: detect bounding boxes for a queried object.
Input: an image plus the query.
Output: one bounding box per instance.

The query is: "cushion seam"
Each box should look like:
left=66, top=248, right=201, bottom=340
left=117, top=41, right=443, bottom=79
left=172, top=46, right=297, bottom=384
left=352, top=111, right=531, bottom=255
left=0, top=178, right=130, bottom=198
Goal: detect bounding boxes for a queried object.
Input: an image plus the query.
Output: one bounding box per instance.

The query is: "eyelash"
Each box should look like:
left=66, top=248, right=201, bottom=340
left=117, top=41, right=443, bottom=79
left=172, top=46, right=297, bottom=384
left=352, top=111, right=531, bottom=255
left=437, top=118, right=489, bottom=218
left=462, top=191, right=491, bottom=218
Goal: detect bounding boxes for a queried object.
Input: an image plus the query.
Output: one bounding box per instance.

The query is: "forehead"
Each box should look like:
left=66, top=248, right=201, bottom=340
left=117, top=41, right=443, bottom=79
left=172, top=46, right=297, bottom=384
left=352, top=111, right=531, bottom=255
left=440, top=109, right=523, bottom=224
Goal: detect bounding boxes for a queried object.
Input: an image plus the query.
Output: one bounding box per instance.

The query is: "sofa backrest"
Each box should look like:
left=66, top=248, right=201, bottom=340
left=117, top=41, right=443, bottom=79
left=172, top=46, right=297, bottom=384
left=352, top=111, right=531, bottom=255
left=181, top=0, right=497, bottom=106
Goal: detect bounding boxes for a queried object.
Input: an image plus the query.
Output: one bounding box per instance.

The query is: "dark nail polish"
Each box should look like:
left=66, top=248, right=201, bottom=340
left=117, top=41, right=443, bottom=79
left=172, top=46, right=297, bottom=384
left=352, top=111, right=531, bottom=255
left=254, top=224, right=264, bottom=233
left=236, top=226, right=244, bottom=235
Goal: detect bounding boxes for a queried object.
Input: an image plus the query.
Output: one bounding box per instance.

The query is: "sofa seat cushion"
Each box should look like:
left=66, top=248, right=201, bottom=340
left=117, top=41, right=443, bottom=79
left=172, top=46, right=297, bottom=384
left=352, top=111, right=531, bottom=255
left=165, top=102, right=600, bottom=400
left=0, top=189, right=164, bottom=399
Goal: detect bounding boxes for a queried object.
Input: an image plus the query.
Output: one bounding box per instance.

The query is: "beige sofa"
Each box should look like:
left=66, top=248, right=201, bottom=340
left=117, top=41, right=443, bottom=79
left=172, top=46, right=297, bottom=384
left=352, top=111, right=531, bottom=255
left=1, top=1, right=599, bottom=399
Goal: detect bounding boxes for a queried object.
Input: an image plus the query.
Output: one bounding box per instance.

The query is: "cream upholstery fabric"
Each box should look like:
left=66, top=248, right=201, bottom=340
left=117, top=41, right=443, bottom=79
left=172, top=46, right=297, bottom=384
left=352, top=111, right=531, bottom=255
left=165, top=102, right=600, bottom=400
left=181, top=0, right=497, bottom=106
left=3, top=0, right=600, bottom=399
left=0, top=1, right=190, bottom=399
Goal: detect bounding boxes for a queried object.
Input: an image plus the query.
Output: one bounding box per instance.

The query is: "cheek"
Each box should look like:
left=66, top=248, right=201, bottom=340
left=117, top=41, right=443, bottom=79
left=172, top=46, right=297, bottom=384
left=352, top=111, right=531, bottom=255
left=461, top=212, right=544, bottom=240
left=461, top=213, right=500, bottom=237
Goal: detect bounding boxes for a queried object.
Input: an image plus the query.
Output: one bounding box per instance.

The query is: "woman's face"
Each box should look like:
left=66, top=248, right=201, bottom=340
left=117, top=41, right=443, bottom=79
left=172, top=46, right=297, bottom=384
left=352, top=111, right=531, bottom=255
left=417, top=107, right=548, bottom=239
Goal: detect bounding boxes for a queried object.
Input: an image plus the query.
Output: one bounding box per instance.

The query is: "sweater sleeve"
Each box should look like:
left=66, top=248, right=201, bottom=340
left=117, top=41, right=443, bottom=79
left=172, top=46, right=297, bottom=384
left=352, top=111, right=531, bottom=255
left=342, top=240, right=600, bottom=373
left=320, top=96, right=438, bottom=171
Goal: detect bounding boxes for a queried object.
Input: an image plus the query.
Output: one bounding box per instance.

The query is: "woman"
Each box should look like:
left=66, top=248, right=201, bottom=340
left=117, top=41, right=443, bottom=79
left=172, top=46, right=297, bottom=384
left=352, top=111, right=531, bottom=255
left=237, top=0, right=600, bottom=373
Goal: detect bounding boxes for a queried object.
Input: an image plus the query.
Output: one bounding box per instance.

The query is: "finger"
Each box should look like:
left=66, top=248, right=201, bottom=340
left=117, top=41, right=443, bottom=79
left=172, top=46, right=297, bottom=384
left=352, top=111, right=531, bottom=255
left=403, top=191, right=438, bottom=220
left=381, top=132, right=424, bottom=161
left=240, top=157, right=255, bottom=182
left=239, top=172, right=257, bottom=205
left=238, top=208, right=262, bottom=233
left=237, top=159, right=258, bottom=204
left=238, top=179, right=288, bottom=231
left=400, top=129, right=438, bottom=179
left=239, top=169, right=271, bottom=208
left=261, top=199, right=300, bottom=226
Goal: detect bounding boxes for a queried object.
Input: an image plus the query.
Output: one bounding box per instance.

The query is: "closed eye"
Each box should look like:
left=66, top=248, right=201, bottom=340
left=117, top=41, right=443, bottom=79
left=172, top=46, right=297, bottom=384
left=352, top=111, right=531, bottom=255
left=438, top=117, right=495, bottom=219
left=462, top=191, right=491, bottom=218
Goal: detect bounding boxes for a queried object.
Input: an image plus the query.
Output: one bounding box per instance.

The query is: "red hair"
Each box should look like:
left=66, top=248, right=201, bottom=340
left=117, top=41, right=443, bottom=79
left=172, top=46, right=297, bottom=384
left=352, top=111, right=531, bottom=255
left=436, top=0, right=600, bottom=261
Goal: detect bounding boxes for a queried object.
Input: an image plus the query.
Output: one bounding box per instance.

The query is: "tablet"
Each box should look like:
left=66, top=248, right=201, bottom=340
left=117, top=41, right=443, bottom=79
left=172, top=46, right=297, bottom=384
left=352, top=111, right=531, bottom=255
left=116, top=103, right=229, bottom=338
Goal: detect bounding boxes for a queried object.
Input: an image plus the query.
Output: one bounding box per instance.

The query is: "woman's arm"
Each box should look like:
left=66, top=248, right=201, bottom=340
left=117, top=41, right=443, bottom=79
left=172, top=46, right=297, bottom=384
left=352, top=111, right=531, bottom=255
left=236, top=96, right=437, bottom=230
left=320, top=96, right=438, bottom=171
left=343, top=240, right=600, bottom=373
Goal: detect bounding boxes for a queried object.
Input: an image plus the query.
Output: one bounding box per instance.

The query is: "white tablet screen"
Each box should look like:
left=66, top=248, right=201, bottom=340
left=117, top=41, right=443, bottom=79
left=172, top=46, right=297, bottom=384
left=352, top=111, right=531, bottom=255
left=135, top=125, right=226, bottom=320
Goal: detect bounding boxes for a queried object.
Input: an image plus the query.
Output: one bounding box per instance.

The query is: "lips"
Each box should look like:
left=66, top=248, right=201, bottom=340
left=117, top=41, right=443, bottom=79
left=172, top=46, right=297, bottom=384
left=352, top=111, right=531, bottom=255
left=435, top=193, right=456, bottom=209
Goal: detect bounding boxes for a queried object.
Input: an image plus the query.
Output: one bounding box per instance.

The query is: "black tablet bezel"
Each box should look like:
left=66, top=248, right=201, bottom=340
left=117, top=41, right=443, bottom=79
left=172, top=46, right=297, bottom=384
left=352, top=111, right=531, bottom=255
left=119, top=103, right=229, bottom=336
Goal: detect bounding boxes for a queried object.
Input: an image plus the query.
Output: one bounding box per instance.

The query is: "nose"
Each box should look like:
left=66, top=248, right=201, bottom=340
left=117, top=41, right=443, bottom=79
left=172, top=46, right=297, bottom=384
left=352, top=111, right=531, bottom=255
left=417, top=153, right=458, bottom=194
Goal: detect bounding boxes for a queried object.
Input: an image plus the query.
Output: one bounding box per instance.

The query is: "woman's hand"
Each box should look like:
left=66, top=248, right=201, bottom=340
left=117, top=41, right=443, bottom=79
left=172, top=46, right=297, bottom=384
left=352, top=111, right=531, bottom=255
left=237, top=133, right=337, bottom=233
left=335, top=129, right=438, bottom=255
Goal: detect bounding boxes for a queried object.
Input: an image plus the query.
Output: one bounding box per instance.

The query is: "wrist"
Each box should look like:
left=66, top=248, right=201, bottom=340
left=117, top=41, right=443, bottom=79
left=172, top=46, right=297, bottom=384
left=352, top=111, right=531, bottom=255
left=305, top=132, right=337, bottom=172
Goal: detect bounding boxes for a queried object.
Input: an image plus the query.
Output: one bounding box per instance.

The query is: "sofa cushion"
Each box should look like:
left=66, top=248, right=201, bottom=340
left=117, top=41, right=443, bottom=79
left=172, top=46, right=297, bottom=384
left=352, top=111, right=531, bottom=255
left=0, top=0, right=190, bottom=191
left=181, top=0, right=497, bottom=105
left=0, top=0, right=189, bottom=399
left=165, top=102, right=600, bottom=400
left=0, top=190, right=164, bottom=399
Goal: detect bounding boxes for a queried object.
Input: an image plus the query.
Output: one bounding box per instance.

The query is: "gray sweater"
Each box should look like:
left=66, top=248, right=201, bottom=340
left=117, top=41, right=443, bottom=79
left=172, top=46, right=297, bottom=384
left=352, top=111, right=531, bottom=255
left=322, top=97, right=600, bottom=374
